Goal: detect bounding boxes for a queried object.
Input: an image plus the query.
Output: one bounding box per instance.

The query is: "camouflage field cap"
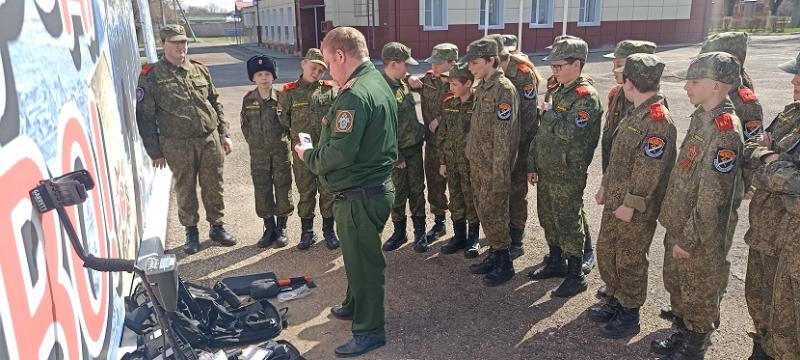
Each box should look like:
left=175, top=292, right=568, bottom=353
left=543, top=38, right=588, bottom=62
left=448, top=62, right=473, bottom=80
left=545, top=34, right=579, bottom=50
left=674, top=51, right=741, bottom=85
left=304, top=48, right=327, bottom=68
left=425, top=43, right=459, bottom=64
left=160, top=24, right=189, bottom=42
left=604, top=40, right=657, bottom=59
left=382, top=42, right=419, bottom=65
left=502, top=34, right=518, bottom=52
left=486, top=34, right=510, bottom=56
left=460, top=38, right=499, bottom=62
left=779, top=52, right=800, bottom=74
left=699, top=32, right=749, bottom=63
left=621, top=53, right=665, bottom=88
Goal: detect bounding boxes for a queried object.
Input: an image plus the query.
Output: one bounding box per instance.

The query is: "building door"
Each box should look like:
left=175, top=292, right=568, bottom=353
left=298, top=4, right=324, bottom=54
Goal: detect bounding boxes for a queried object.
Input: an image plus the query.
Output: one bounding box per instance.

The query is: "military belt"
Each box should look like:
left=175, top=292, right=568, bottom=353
left=333, top=180, right=393, bottom=201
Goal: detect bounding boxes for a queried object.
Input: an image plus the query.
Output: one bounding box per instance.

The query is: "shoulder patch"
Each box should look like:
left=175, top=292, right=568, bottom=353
left=649, top=103, right=668, bottom=122
left=713, top=148, right=737, bottom=173
left=715, top=113, right=734, bottom=131
left=136, top=87, right=145, bottom=102
left=644, top=135, right=667, bottom=159
left=547, top=82, right=560, bottom=92
left=737, top=86, right=758, bottom=103
left=283, top=81, right=298, bottom=92
left=518, top=63, right=531, bottom=74
left=501, top=80, right=513, bottom=90
left=443, top=94, right=455, bottom=104
left=522, top=83, right=537, bottom=100
left=575, top=111, right=591, bottom=128
left=743, top=120, right=763, bottom=141
left=334, top=110, right=355, bottom=133
left=321, top=80, right=335, bottom=87
left=140, top=63, right=153, bottom=76
left=497, top=103, right=512, bottom=121
left=341, top=78, right=357, bottom=91
left=608, top=84, right=621, bottom=101
left=576, top=85, right=591, bottom=97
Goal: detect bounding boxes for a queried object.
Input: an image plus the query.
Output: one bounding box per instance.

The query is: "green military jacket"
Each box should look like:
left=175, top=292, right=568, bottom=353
left=304, top=61, right=399, bottom=192
left=419, top=70, right=451, bottom=144
left=383, top=72, right=424, bottom=159
left=436, top=93, right=474, bottom=167
left=240, top=87, right=290, bottom=154
left=730, top=85, right=764, bottom=142
left=764, top=156, right=800, bottom=270
left=503, top=56, right=539, bottom=147
left=601, top=84, right=632, bottom=173
left=659, top=99, right=744, bottom=252
left=136, top=57, right=226, bottom=159
left=277, top=78, right=337, bottom=146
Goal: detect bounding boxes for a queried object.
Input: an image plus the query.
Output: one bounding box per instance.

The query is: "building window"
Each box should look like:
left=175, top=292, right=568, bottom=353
left=286, top=7, right=292, bottom=44
left=578, top=0, right=602, bottom=27
left=529, top=0, right=553, bottom=28
left=423, top=0, right=448, bottom=30
left=479, top=0, right=504, bottom=30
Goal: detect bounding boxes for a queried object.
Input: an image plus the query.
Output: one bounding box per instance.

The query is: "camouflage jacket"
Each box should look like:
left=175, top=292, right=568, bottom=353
left=277, top=78, right=336, bottom=146
left=601, top=85, right=632, bottom=173
left=503, top=56, right=539, bottom=146
left=418, top=70, right=451, bottom=143
left=731, top=85, right=764, bottom=142
left=240, top=87, right=290, bottom=153
left=383, top=72, right=424, bottom=158
left=764, top=158, right=800, bottom=266
left=136, top=57, right=226, bottom=159
left=437, top=93, right=474, bottom=167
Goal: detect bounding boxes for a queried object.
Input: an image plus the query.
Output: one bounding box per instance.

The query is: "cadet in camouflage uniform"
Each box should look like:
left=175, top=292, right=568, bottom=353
left=652, top=52, right=745, bottom=360
left=437, top=63, right=481, bottom=258
left=136, top=24, right=236, bottom=254
left=380, top=42, right=429, bottom=253
left=587, top=54, right=676, bottom=339
left=527, top=38, right=603, bottom=298
left=278, top=49, right=340, bottom=250
left=241, top=55, right=293, bottom=249
left=462, top=39, right=519, bottom=286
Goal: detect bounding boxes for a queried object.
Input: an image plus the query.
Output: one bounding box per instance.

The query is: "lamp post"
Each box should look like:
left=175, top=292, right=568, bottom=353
left=256, top=0, right=263, bottom=45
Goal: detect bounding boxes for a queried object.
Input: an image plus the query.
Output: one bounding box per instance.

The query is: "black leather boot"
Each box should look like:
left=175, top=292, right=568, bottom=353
left=297, top=217, right=318, bottom=250
left=440, top=219, right=467, bottom=254
left=274, top=216, right=289, bottom=247
left=412, top=216, right=429, bottom=253
left=588, top=297, right=620, bottom=323
left=601, top=306, right=641, bottom=339
left=382, top=219, right=407, bottom=252
left=552, top=256, right=588, bottom=298
left=582, top=232, right=595, bottom=274
left=662, top=330, right=711, bottom=360
left=660, top=305, right=676, bottom=320
left=749, top=341, right=774, bottom=360
left=257, top=217, right=276, bottom=248
left=425, top=213, right=447, bottom=242
left=209, top=224, right=236, bottom=246
left=464, top=222, right=481, bottom=258
left=652, top=319, right=688, bottom=356
left=184, top=226, right=200, bottom=254
left=509, top=227, right=525, bottom=259
left=528, top=246, right=567, bottom=280
left=483, top=249, right=515, bottom=286
left=469, top=249, right=497, bottom=274
left=322, top=217, right=340, bottom=250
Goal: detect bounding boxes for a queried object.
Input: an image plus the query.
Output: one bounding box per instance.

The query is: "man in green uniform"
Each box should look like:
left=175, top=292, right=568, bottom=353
left=241, top=55, right=293, bottom=249
left=136, top=24, right=236, bottom=254
left=380, top=42, right=429, bottom=253
left=278, top=48, right=340, bottom=250
left=527, top=37, right=602, bottom=298
left=652, top=52, right=745, bottom=359
left=295, top=27, right=397, bottom=358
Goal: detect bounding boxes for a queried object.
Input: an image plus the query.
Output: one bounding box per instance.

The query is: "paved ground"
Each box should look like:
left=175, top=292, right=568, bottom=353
left=163, top=34, right=800, bottom=359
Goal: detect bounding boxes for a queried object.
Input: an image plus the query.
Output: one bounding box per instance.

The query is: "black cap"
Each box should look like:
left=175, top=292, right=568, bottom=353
left=247, top=55, right=277, bottom=81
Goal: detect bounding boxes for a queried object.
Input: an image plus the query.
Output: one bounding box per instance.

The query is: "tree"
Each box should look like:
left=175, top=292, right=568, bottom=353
left=769, top=0, right=784, bottom=15
left=725, top=0, right=736, bottom=16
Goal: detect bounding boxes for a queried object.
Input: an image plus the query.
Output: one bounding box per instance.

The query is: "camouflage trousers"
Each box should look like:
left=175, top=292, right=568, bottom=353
left=767, top=253, right=800, bottom=360
left=445, top=160, right=478, bottom=224
left=471, top=168, right=510, bottom=250
left=391, top=146, right=426, bottom=221
left=663, top=231, right=731, bottom=333
left=424, top=142, right=448, bottom=216
left=292, top=151, right=333, bottom=219
left=537, top=172, right=589, bottom=258
left=746, top=249, right=778, bottom=348
left=161, top=132, right=225, bottom=227
left=597, top=210, right=657, bottom=308
left=509, top=144, right=530, bottom=230
left=249, top=147, right=294, bottom=219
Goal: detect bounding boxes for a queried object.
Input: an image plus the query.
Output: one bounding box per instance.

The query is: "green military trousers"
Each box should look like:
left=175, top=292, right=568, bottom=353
left=391, top=146, right=426, bottom=221
left=536, top=171, right=589, bottom=258
left=509, top=143, right=530, bottom=230
left=445, top=160, right=478, bottom=224
left=767, top=252, right=800, bottom=360
left=292, top=151, right=334, bottom=219
left=424, top=142, right=448, bottom=216
left=249, top=147, right=294, bottom=219
left=746, top=249, right=779, bottom=349
left=470, top=170, right=510, bottom=250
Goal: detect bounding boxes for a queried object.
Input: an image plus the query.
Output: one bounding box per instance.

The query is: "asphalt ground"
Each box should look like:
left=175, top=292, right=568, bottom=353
left=163, top=34, right=800, bottom=359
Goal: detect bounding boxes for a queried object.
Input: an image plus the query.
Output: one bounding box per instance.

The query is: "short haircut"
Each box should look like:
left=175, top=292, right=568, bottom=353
left=321, top=27, right=369, bottom=58
left=564, top=57, right=585, bottom=70
left=452, top=75, right=474, bottom=85
left=622, top=74, right=660, bottom=93
left=479, top=55, right=500, bottom=69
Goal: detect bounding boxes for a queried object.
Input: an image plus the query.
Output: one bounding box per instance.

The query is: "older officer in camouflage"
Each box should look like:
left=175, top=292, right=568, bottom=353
left=527, top=37, right=603, bottom=298
left=588, top=54, right=676, bottom=339
left=278, top=48, right=339, bottom=250
left=294, top=27, right=397, bottom=358
left=652, top=52, right=745, bottom=360
left=380, top=42, right=430, bottom=253
left=136, top=24, right=236, bottom=254
left=462, top=39, right=520, bottom=286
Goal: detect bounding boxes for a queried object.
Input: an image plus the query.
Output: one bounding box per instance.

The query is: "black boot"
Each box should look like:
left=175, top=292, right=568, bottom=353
left=662, top=330, right=711, bottom=360
left=209, top=224, right=237, bottom=246
left=651, top=319, right=688, bottom=356
left=749, top=341, right=774, bottom=360
left=469, top=249, right=497, bottom=274
left=597, top=284, right=609, bottom=298
left=528, top=246, right=567, bottom=280
left=382, top=219, right=408, bottom=251
left=552, top=256, right=588, bottom=298
left=297, top=217, right=318, bottom=250
left=440, top=219, right=467, bottom=254
left=184, top=226, right=200, bottom=254
left=274, top=216, right=289, bottom=247
left=257, top=217, right=276, bottom=248
left=412, top=216, right=429, bottom=253
left=588, top=297, right=620, bottom=323
left=464, top=222, right=481, bottom=258
left=509, top=227, right=525, bottom=259
left=425, top=213, right=447, bottom=242
left=322, top=217, right=340, bottom=250
left=601, top=306, right=641, bottom=339
left=483, top=249, right=515, bottom=286
left=582, top=232, right=595, bottom=274
left=660, top=305, right=676, bottom=320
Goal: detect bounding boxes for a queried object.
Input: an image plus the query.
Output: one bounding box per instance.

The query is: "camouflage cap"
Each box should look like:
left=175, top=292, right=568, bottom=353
left=460, top=38, right=499, bottom=62
left=304, top=48, right=327, bottom=68
left=621, top=53, right=665, bottom=89
left=486, top=34, right=510, bottom=56
left=674, top=51, right=741, bottom=85
left=160, top=24, right=189, bottom=42
left=699, top=32, right=749, bottom=63
left=425, top=43, right=459, bottom=64
left=447, top=62, right=473, bottom=80
left=778, top=52, right=800, bottom=74
left=382, top=42, right=419, bottom=65
left=545, top=34, right=579, bottom=49
left=603, top=40, right=657, bottom=59
left=543, top=38, right=588, bottom=62
left=502, top=34, right=518, bottom=52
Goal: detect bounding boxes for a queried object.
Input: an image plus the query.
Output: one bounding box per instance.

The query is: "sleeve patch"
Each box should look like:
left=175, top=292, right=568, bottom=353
left=576, top=85, right=590, bottom=97
left=136, top=87, right=145, bottom=102
left=283, top=81, right=298, bottom=91
left=644, top=136, right=667, bottom=159
left=713, top=148, right=737, bottom=173
left=497, top=103, right=512, bottom=121
left=442, top=94, right=455, bottom=104
left=744, top=120, right=763, bottom=140
left=518, top=63, right=531, bottom=74
left=649, top=103, right=668, bottom=122
left=715, top=113, right=734, bottom=131
left=737, top=86, right=758, bottom=103
left=575, top=111, right=591, bottom=128
left=276, top=104, right=283, bottom=116
left=334, top=110, right=354, bottom=133
left=522, top=83, right=537, bottom=100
